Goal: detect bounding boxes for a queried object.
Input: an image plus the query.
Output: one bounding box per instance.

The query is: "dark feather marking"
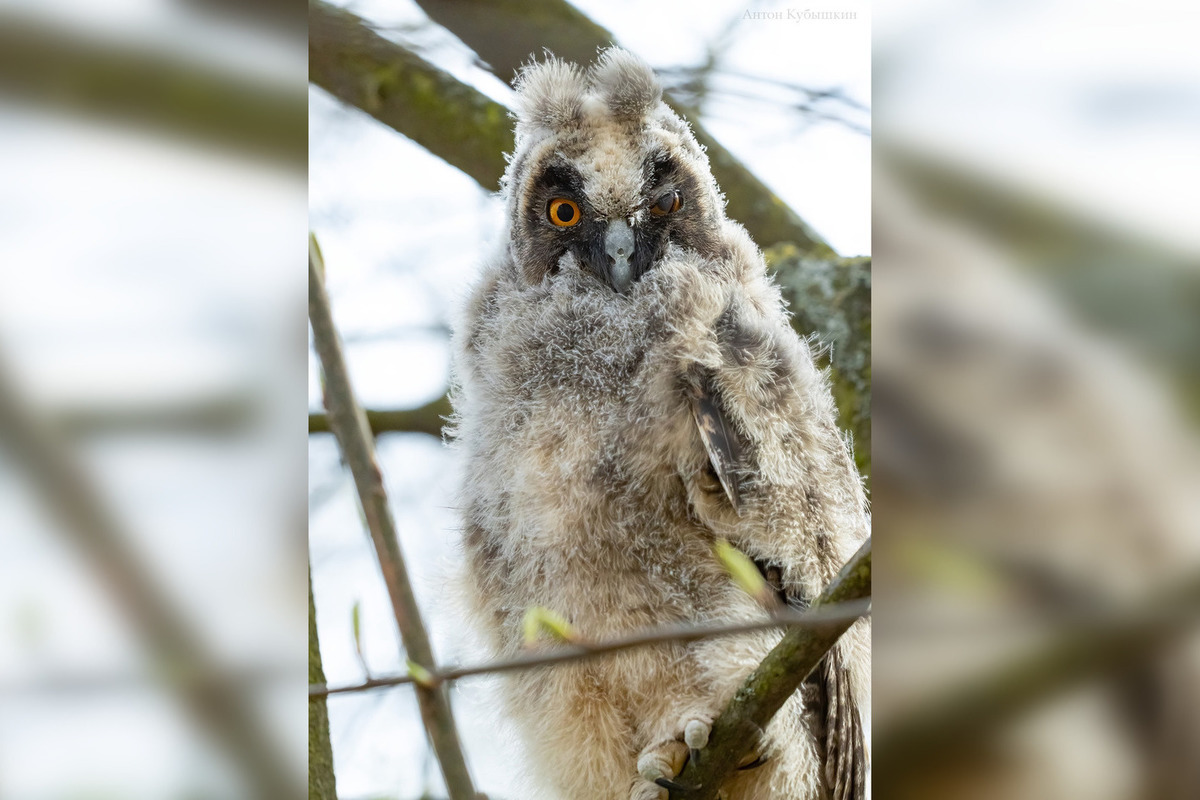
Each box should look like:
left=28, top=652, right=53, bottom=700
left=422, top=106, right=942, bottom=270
left=687, top=378, right=743, bottom=512
left=764, top=559, right=863, bottom=800
left=821, top=647, right=865, bottom=800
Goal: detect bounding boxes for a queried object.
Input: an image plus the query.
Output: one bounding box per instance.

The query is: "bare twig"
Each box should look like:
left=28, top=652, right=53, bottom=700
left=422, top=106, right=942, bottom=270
left=671, top=539, right=872, bottom=800
left=307, top=238, right=478, bottom=800
left=309, top=396, right=451, bottom=438
left=310, top=598, right=871, bottom=698
left=0, top=352, right=302, bottom=799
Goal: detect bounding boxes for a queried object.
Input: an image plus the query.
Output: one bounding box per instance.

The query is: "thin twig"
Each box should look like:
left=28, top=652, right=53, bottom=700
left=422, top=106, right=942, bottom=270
left=310, top=599, right=872, bottom=698
left=672, top=539, right=873, bottom=800
left=308, top=238, right=478, bottom=800
left=309, top=396, right=451, bottom=437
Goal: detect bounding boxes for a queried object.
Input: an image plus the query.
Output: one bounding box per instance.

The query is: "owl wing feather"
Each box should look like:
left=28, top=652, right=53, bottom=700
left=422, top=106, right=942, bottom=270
left=690, top=380, right=866, bottom=800
left=687, top=380, right=742, bottom=513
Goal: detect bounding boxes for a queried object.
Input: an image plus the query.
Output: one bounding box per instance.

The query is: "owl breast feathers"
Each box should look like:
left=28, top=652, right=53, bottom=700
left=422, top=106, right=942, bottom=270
left=450, top=48, right=869, bottom=800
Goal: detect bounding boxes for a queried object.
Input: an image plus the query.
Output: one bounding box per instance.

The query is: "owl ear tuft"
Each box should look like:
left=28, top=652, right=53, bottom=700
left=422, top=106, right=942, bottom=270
left=589, top=47, right=663, bottom=121
left=513, top=54, right=588, bottom=132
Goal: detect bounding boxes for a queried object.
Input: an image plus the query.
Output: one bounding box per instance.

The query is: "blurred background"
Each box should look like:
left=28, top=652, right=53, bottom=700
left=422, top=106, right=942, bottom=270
left=0, top=0, right=308, bottom=799
left=871, top=1, right=1200, bottom=798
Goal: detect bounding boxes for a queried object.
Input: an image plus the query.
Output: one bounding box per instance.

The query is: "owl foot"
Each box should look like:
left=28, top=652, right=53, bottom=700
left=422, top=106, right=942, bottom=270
left=680, top=714, right=712, bottom=767
left=634, top=739, right=692, bottom=798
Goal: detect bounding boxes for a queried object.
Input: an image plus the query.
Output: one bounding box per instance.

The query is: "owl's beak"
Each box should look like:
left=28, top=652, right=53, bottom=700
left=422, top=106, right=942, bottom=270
left=603, top=218, right=636, bottom=293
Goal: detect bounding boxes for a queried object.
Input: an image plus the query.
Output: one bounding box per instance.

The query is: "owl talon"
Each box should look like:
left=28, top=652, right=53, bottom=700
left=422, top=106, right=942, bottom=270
left=637, top=739, right=690, bottom=796
left=655, top=776, right=698, bottom=792
left=737, top=753, right=769, bottom=771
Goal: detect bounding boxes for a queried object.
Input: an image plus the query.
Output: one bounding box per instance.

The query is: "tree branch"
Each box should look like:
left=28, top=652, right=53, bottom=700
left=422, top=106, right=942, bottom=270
left=309, top=569, right=338, bottom=800
left=768, top=249, right=871, bottom=477
left=309, top=395, right=451, bottom=437
left=309, top=0, right=514, bottom=190
left=411, top=0, right=835, bottom=254
left=310, top=598, right=871, bottom=698
left=0, top=11, right=305, bottom=168
left=309, top=0, right=835, bottom=255
left=307, top=238, right=478, bottom=800
left=671, top=539, right=873, bottom=800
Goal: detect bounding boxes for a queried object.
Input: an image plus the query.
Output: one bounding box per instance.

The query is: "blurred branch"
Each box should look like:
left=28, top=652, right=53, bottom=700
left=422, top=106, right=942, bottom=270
left=184, top=0, right=306, bottom=36
left=0, top=11, right=305, bottom=168
left=309, top=395, right=451, bottom=438
left=874, top=566, right=1200, bottom=780
left=52, top=392, right=257, bottom=435
left=0, top=353, right=301, bottom=799
left=309, top=0, right=514, bottom=190
left=308, top=238, right=478, bottom=800
left=309, top=0, right=835, bottom=255
left=883, top=143, right=1200, bottom=412
left=311, top=598, right=871, bottom=697
left=310, top=569, right=338, bottom=800
left=0, top=664, right=295, bottom=697
left=671, top=539, right=872, bottom=800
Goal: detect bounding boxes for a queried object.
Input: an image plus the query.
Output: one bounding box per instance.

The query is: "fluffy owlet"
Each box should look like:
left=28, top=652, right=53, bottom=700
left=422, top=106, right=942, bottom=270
left=450, top=49, right=869, bottom=800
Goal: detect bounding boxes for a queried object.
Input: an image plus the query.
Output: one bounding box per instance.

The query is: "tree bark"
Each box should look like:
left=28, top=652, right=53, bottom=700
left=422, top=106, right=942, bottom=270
left=309, top=570, right=338, bottom=800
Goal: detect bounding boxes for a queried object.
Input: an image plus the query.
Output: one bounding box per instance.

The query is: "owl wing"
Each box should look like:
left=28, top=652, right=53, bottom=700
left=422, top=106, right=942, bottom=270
left=688, top=378, right=866, bottom=800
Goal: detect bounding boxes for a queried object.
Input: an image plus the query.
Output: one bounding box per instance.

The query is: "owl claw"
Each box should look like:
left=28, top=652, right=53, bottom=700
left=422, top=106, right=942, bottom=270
left=737, top=753, right=769, bottom=771
left=655, top=776, right=698, bottom=792
left=637, top=739, right=690, bottom=797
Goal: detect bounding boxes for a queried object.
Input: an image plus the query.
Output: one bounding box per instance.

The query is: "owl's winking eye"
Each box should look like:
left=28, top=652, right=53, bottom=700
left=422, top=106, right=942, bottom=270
left=649, top=190, right=681, bottom=217
left=548, top=198, right=581, bottom=227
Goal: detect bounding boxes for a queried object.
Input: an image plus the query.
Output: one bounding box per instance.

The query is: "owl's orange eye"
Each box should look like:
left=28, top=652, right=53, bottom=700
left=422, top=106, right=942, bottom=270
left=649, top=190, right=681, bottom=216
left=548, top=198, right=581, bottom=227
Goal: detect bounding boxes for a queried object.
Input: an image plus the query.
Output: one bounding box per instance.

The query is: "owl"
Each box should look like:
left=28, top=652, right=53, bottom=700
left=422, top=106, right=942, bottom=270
left=450, top=49, right=869, bottom=800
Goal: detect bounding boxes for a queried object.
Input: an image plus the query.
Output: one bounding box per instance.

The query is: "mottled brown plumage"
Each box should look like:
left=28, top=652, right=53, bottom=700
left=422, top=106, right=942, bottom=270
left=450, top=48, right=869, bottom=800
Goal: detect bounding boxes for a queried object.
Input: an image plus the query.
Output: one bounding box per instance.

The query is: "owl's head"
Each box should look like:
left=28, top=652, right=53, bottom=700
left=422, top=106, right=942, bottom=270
left=501, top=48, right=725, bottom=293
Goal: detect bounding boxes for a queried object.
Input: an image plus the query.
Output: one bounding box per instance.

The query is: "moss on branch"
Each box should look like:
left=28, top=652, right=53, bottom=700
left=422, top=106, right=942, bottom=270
left=309, top=0, right=514, bottom=190
left=671, top=540, right=872, bottom=800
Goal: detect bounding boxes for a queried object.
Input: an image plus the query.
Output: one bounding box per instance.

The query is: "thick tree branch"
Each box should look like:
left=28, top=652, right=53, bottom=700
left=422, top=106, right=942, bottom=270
left=768, top=249, right=871, bottom=477
left=308, top=238, right=478, bottom=800
left=310, top=598, right=871, bottom=698
left=0, top=12, right=305, bottom=168
left=309, top=0, right=514, bottom=190
left=671, top=539, right=872, bottom=800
